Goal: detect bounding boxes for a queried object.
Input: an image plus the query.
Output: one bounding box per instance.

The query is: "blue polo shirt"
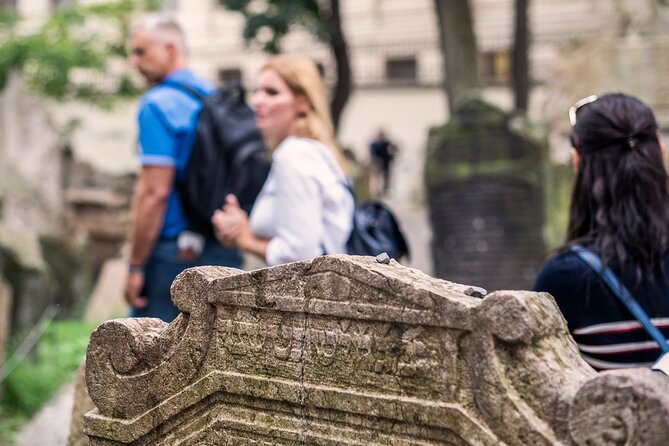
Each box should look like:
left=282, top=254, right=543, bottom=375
left=137, top=68, right=214, bottom=239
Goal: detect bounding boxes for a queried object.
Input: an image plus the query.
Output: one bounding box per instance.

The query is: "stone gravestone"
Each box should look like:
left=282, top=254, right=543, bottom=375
left=0, top=225, right=51, bottom=335
left=83, top=256, right=669, bottom=445
left=425, top=98, right=548, bottom=292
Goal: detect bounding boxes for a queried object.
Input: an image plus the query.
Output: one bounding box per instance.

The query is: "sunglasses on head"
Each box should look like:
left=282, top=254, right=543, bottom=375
left=568, top=95, right=599, bottom=126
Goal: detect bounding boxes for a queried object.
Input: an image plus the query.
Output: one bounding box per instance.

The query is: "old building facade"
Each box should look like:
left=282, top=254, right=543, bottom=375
left=13, top=0, right=626, bottom=178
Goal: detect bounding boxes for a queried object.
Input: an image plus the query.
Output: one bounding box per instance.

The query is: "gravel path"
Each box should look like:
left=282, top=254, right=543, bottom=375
left=15, top=382, right=74, bottom=446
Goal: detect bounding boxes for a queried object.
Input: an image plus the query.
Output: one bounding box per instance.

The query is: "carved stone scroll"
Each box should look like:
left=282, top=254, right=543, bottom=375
left=83, top=255, right=669, bottom=445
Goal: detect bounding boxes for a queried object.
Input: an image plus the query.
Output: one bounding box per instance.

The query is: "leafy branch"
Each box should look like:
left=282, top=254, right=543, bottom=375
left=0, top=0, right=159, bottom=105
left=219, top=0, right=325, bottom=53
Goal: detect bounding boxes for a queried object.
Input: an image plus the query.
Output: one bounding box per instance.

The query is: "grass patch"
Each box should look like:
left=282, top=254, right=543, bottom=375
left=0, top=320, right=96, bottom=445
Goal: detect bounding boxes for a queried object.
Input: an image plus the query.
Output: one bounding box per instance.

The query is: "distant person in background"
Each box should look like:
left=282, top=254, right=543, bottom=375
left=125, top=14, right=242, bottom=321
left=211, top=55, right=354, bottom=266
left=533, top=93, right=669, bottom=370
left=369, top=128, right=398, bottom=195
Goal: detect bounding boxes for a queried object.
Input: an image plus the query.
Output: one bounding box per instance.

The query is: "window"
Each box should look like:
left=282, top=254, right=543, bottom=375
left=218, top=68, right=242, bottom=86
left=385, top=57, right=417, bottom=84
left=480, top=51, right=511, bottom=85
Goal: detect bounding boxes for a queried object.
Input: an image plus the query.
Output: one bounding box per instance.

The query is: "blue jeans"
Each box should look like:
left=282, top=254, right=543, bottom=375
left=130, top=238, right=242, bottom=322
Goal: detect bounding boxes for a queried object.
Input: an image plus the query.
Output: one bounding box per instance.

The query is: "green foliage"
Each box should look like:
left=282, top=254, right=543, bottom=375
left=0, top=0, right=144, bottom=104
left=218, top=0, right=326, bottom=53
left=145, top=0, right=165, bottom=11
left=0, top=320, right=96, bottom=444
left=543, top=163, right=574, bottom=249
left=0, top=10, right=17, bottom=32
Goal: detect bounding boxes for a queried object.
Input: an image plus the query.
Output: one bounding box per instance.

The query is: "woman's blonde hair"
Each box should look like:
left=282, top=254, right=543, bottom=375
left=262, top=55, right=347, bottom=173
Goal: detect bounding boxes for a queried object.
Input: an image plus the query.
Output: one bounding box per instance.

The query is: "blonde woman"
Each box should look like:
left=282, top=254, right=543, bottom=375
left=211, top=55, right=354, bottom=265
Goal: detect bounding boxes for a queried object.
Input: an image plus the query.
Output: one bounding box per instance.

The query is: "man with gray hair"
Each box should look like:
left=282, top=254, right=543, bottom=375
left=125, top=14, right=242, bottom=321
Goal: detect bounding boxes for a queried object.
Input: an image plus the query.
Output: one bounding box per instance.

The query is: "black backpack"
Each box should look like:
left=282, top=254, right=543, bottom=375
left=166, top=81, right=271, bottom=236
left=344, top=183, right=410, bottom=260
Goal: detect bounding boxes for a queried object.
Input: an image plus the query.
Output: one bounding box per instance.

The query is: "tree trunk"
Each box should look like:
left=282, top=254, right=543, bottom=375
left=434, top=0, right=480, bottom=113
left=512, top=0, right=530, bottom=111
left=324, top=0, right=351, bottom=133
left=0, top=0, right=16, bottom=11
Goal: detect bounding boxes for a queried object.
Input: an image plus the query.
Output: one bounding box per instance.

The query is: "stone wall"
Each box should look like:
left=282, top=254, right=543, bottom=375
left=81, top=255, right=669, bottom=445
left=63, top=159, right=134, bottom=278
left=0, top=73, right=63, bottom=334
left=0, top=73, right=62, bottom=235
left=0, top=226, right=51, bottom=335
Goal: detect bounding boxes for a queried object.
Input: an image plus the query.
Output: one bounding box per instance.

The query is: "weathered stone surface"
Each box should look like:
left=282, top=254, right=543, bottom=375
left=0, top=72, right=62, bottom=235
left=64, top=188, right=130, bottom=242
left=425, top=98, right=548, bottom=292
left=40, top=233, right=92, bottom=319
left=0, top=226, right=92, bottom=333
left=568, top=368, right=669, bottom=446
left=62, top=159, right=135, bottom=279
left=0, top=225, right=47, bottom=273
left=83, top=256, right=667, bottom=445
left=0, top=225, right=52, bottom=334
left=69, top=362, right=95, bottom=446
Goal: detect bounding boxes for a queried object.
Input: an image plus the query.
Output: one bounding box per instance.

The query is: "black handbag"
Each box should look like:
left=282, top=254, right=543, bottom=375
left=345, top=185, right=410, bottom=260
left=315, top=146, right=410, bottom=261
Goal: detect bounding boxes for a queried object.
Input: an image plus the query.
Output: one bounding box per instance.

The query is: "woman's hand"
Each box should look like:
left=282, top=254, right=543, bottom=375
left=212, top=194, right=269, bottom=260
left=211, top=194, right=251, bottom=248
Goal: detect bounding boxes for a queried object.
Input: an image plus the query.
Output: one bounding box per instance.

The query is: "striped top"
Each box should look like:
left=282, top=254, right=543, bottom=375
left=533, top=250, right=669, bottom=370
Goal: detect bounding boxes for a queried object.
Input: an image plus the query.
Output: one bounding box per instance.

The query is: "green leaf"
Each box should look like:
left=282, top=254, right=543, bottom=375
left=0, top=0, right=148, bottom=104
left=218, top=0, right=328, bottom=53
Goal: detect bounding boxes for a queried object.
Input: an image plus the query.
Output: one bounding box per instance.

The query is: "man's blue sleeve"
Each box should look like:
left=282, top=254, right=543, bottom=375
left=138, top=101, right=177, bottom=167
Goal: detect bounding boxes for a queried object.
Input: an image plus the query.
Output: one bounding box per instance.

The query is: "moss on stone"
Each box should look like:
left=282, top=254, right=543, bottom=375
left=424, top=98, right=549, bottom=188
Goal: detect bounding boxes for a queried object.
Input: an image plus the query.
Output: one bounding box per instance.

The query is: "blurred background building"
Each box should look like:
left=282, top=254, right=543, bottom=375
left=20, top=0, right=664, bottom=197
left=2, top=0, right=669, bottom=288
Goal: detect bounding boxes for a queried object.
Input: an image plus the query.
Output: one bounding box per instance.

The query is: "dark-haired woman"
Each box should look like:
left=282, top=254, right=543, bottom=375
left=533, top=93, right=669, bottom=371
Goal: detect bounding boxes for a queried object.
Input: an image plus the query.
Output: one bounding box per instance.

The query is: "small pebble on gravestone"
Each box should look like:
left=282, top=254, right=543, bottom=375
left=376, top=252, right=391, bottom=264
left=464, top=286, right=487, bottom=298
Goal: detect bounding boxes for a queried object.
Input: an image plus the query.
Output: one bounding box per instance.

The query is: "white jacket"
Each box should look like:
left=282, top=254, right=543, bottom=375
left=249, top=136, right=354, bottom=266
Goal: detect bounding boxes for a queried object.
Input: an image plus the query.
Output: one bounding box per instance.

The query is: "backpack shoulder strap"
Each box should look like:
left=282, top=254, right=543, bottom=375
left=161, top=81, right=207, bottom=101
left=164, top=80, right=247, bottom=102
left=571, top=244, right=669, bottom=355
